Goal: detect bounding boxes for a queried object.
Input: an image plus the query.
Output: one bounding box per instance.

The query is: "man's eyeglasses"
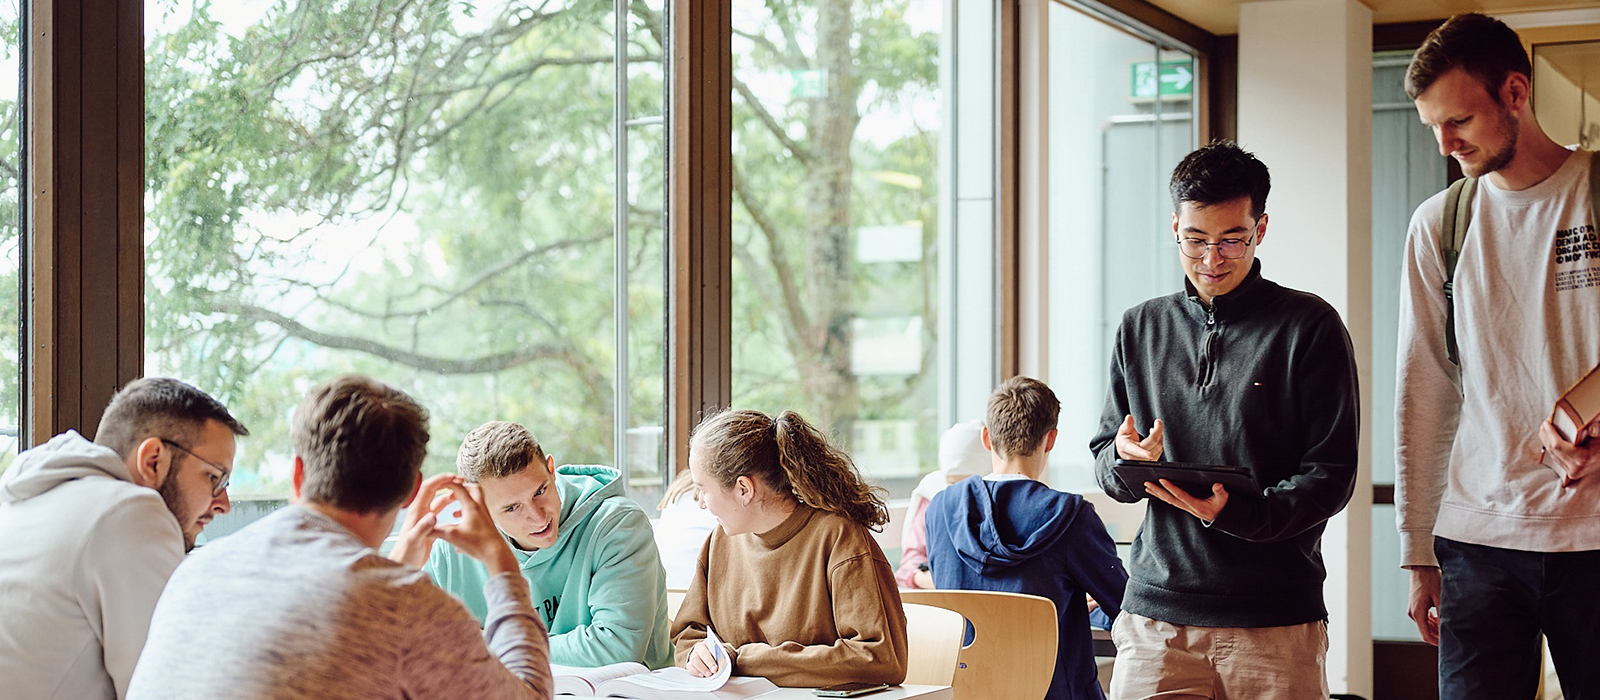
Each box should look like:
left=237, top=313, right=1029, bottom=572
left=1177, top=222, right=1261, bottom=260
left=160, top=438, right=231, bottom=498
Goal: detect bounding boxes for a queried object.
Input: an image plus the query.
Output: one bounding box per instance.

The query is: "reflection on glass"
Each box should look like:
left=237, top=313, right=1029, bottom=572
left=143, top=0, right=667, bottom=538
left=1532, top=41, right=1600, bottom=150
left=0, top=0, right=18, bottom=474
left=1046, top=5, right=1196, bottom=491
left=1369, top=51, right=1444, bottom=644
left=729, top=0, right=944, bottom=497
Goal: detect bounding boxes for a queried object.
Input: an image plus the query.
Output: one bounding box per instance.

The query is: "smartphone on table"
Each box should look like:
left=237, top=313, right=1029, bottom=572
left=813, top=682, right=892, bottom=697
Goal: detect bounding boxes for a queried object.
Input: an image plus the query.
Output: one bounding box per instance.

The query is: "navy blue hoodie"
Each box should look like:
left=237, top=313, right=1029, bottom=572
left=926, top=476, right=1128, bottom=700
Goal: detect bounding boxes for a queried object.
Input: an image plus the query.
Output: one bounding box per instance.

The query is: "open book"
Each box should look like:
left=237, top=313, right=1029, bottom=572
left=552, top=630, right=777, bottom=699
left=1551, top=361, right=1600, bottom=446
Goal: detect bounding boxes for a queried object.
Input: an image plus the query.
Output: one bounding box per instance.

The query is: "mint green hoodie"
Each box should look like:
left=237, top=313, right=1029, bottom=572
left=423, top=464, right=671, bottom=669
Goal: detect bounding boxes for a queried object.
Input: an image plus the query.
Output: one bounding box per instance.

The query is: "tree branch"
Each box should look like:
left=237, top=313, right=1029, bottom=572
left=733, top=77, right=812, bottom=164
left=732, top=163, right=812, bottom=345
left=217, top=301, right=570, bottom=374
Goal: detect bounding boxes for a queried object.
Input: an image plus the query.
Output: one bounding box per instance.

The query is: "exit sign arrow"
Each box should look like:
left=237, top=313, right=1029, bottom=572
left=1131, top=60, right=1194, bottom=99
left=1161, top=65, right=1192, bottom=91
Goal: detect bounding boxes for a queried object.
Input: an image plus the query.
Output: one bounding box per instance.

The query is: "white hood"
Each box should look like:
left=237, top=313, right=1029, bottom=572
left=0, top=430, right=132, bottom=504
left=0, top=430, right=180, bottom=700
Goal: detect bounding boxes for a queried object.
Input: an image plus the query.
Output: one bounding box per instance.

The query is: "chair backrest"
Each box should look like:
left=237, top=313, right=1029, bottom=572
left=900, top=589, right=1058, bottom=700
left=903, top=602, right=965, bottom=686
left=665, top=588, right=688, bottom=622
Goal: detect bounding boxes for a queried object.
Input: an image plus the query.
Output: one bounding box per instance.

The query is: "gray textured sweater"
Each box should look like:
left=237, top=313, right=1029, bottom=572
left=1091, top=261, right=1360, bottom=628
left=126, top=505, right=553, bottom=700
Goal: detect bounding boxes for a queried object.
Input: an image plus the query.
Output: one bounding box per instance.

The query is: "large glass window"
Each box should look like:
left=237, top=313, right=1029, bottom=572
left=1045, top=3, right=1197, bottom=492
left=728, top=0, right=961, bottom=497
left=144, top=0, right=669, bottom=539
left=0, top=0, right=18, bottom=473
left=1368, top=51, right=1447, bottom=642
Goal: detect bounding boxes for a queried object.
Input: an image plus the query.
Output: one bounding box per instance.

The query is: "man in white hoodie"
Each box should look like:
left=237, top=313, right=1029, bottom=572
left=0, top=377, right=246, bottom=700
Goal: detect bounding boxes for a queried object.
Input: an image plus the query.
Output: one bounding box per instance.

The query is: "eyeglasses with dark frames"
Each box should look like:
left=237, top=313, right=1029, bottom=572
left=160, top=438, right=232, bottom=498
left=1176, top=220, right=1262, bottom=260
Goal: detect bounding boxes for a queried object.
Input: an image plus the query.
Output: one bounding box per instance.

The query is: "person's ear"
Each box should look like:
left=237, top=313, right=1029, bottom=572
left=130, top=437, right=171, bottom=489
left=1171, top=210, right=1181, bottom=238
left=735, top=475, right=756, bottom=507
left=546, top=454, right=556, bottom=474
left=1042, top=429, right=1058, bottom=454
left=291, top=456, right=305, bottom=500
left=981, top=427, right=994, bottom=453
left=1502, top=72, right=1531, bottom=113
left=404, top=469, right=423, bottom=506
left=1255, top=213, right=1269, bottom=246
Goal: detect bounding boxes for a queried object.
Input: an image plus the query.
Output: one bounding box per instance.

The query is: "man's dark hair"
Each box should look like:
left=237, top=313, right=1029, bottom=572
left=94, top=377, right=248, bottom=457
left=290, top=374, right=430, bottom=514
left=1405, top=13, right=1529, bottom=102
left=1169, top=140, right=1271, bottom=220
left=985, top=376, right=1060, bottom=459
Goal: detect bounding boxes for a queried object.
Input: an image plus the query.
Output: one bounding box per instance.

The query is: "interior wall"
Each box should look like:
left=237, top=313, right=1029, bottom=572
left=1533, top=51, right=1600, bottom=149
left=1238, top=0, right=1374, bottom=695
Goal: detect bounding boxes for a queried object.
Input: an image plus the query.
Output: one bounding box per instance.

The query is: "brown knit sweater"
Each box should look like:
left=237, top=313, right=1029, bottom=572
left=670, top=505, right=908, bottom=687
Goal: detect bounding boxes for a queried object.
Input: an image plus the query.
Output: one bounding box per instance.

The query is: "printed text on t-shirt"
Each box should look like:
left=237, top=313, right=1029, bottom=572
left=1553, top=224, right=1598, bottom=265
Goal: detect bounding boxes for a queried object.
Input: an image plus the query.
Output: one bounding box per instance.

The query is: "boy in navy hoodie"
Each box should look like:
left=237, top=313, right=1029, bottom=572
left=926, top=376, right=1128, bottom=700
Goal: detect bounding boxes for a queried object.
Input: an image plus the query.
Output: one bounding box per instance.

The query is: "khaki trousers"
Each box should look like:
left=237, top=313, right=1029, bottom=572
left=1108, top=612, right=1328, bottom=700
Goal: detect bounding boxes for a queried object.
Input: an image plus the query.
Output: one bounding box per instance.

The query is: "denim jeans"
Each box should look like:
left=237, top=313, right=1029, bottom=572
left=1436, top=537, right=1600, bottom=700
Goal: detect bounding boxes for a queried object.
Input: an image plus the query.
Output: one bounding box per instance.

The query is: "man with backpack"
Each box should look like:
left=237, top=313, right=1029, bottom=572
left=1396, top=13, right=1600, bottom=699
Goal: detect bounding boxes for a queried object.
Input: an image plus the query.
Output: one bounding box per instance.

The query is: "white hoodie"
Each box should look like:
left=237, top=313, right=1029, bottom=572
left=0, top=431, right=185, bottom=700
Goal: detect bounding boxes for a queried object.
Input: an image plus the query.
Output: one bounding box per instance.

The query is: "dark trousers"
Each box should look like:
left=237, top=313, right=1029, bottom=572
left=1436, top=537, right=1600, bottom=700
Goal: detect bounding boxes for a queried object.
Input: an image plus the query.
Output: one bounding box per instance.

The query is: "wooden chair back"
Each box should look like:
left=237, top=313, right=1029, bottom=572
left=903, top=602, right=965, bottom=685
left=900, top=589, right=1058, bottom=700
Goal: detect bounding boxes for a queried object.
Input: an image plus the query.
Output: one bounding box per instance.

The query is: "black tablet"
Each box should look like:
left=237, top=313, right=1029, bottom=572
left=1113, top=459, right=1260, bottom=498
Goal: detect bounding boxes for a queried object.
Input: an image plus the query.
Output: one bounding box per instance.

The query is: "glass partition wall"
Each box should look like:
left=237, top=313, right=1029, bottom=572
left=1045, top=2, right=1198, bottom=494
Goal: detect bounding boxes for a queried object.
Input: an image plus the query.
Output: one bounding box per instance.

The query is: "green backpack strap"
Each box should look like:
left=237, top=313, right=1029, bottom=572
left=1439, top=176, right=1476, bottom=366
left=1590, top=152, right=1600, bottom=239
left=1435, top=153, right=1600, bottom=366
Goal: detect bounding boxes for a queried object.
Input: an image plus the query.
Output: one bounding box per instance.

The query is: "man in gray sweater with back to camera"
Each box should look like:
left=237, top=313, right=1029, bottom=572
left=127, top=374, right=553, bottom=700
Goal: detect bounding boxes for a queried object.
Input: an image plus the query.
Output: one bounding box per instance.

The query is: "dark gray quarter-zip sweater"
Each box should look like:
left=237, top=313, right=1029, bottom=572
left=1091, top=260, right=1360, bottom=628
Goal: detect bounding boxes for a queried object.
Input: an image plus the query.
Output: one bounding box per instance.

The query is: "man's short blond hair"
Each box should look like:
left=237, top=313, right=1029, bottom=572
left=985, top=376, right=1060, bottom=459
left=457, top=421, right=547, bottom=483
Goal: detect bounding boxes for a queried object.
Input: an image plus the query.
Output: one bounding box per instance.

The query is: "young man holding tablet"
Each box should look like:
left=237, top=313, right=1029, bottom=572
left=1090, top=141, right=1360, bottom=700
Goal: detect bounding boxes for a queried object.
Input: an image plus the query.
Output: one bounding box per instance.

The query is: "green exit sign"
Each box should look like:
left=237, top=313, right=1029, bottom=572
left=1131, top=61, right=1193, bottom=99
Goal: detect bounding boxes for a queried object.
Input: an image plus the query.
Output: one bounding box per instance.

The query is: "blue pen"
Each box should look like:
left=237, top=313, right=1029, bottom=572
left=708, top=629, right=724, bottom=672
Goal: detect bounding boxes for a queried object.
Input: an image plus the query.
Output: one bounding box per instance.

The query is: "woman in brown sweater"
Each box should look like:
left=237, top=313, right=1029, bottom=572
left=671, top=409, right=909, bottom=687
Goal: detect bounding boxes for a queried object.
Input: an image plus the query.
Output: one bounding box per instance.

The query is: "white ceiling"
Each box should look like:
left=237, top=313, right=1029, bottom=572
left=1145, top=0, right=1600, bottom=36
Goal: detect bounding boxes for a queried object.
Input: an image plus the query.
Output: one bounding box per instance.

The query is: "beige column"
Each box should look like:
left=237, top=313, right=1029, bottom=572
left=1239, top=0, right=1373, bottom=696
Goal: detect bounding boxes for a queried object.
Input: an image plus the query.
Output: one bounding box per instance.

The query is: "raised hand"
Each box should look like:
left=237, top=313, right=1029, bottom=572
left=432, top=479, right=520, bottom=576
left=1114, top=415, right=1165, bottom=461
left=388, top=473, right=457, bottom=569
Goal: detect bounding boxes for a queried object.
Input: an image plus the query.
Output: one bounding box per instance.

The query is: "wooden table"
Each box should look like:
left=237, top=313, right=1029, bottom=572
left=564, top=684, right=953, bottom=699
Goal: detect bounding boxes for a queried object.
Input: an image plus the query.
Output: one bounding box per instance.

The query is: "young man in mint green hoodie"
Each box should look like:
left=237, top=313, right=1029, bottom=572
left=424, top=421, right=673, bottom=669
